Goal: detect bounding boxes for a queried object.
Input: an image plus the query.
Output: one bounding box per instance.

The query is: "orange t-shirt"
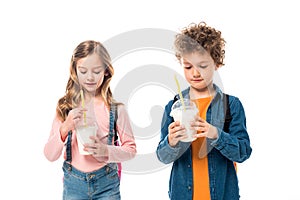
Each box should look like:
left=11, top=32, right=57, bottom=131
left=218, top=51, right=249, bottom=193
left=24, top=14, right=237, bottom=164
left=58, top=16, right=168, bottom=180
left=192, top=96, right=213, bottom=200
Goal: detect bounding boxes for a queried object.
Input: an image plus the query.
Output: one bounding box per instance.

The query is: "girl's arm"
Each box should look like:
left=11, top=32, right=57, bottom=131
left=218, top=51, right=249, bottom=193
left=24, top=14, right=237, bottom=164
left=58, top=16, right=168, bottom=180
left=44, top=116, right=65, bottom=162
left=105, top=105, right=137, bottom=163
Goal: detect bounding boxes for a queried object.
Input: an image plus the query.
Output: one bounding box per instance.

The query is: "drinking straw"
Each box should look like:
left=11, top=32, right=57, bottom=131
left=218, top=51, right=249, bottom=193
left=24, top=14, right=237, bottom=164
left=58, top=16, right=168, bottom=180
left=174, top=75, right=186, bottom=111
left=80, top=89, right=87, bottom=126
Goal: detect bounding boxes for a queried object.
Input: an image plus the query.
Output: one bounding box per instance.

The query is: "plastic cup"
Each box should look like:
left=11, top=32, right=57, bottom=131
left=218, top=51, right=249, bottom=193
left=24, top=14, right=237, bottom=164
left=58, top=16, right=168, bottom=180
left=76, top=124, right=97, bottom=155
left=170, top=98, right=198, bottom=142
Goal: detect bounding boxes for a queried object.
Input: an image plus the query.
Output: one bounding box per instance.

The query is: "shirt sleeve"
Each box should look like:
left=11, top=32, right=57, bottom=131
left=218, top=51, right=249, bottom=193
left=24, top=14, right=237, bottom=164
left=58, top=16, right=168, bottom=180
left=43, top=115, right=66, bottom=162
left=211, top=97, right=252, bottom=163
left=156, top=100, right=191, bottom=164
left=106, top=105, right=136, bottom=163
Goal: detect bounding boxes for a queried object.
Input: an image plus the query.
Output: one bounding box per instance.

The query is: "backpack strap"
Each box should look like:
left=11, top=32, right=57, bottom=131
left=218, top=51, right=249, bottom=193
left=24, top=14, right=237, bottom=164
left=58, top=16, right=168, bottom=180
left=222, top=94, right=237, bottom=170
left=173, top=94, right=179, bottom=104
left=223, top=94, right=232, bottom=133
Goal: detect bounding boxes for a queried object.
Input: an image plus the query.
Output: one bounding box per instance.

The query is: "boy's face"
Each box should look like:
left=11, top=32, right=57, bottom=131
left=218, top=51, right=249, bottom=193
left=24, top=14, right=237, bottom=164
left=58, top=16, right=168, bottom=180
left=180, top=51, right=217, bottom=93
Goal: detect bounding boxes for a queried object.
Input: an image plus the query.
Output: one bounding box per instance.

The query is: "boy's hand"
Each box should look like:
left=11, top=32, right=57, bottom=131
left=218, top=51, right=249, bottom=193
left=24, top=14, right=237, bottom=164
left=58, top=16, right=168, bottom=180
left=191, top=116, right=218, bottom=139
left=168, top=121, right=187, bottom=147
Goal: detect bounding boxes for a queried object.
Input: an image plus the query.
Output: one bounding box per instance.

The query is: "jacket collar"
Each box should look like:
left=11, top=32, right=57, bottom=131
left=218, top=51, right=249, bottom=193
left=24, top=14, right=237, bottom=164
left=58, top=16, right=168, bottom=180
left=175, top=84, right=224, bottom=101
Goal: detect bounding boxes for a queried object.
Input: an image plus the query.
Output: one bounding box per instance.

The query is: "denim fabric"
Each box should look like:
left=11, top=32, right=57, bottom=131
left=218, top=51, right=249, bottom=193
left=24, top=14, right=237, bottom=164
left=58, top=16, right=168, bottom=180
left=62, top=105, right=120, bottom=200
left=63, top=162, right=120, bottom=200
left=156, top=84, right=252, bottom=200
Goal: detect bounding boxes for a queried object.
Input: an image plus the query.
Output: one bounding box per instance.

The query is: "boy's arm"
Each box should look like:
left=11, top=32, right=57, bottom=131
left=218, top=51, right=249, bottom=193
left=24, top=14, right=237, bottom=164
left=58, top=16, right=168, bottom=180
left=211, top=97, right=252, bottom=163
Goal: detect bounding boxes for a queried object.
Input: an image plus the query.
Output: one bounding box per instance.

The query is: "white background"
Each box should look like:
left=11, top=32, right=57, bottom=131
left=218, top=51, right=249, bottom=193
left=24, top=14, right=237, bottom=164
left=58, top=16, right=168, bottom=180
left=1, top=0, right=300, bottom=199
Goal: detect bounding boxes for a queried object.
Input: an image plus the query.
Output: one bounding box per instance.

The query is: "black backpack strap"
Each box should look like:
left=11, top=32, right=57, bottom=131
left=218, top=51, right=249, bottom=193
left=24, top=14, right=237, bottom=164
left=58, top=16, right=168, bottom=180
left=223, top=93, right=232, bottom=133
left=223, top=94, right=237, bottom=168
left=173, top=94, right=179, bottom=103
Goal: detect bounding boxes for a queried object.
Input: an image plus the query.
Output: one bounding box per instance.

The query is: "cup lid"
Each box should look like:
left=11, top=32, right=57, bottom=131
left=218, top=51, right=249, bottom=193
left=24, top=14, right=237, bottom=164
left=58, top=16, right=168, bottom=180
left=170, top=99, right=197, bottom=117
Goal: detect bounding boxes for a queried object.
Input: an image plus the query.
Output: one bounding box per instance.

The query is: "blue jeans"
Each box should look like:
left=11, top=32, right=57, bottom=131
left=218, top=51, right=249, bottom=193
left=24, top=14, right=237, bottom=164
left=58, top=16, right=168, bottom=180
left=62, top=162, right=120, bottom=200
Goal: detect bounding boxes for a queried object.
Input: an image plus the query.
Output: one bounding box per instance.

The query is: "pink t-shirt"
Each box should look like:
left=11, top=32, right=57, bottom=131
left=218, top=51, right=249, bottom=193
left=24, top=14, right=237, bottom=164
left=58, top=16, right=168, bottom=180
left=44, top=100, right=136, bottom=172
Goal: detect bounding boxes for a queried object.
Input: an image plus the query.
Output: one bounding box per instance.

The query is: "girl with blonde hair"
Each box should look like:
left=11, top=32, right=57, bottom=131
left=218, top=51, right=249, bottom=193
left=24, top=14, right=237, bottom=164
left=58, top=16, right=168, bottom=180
left=44, top=40, right=136, bottom=200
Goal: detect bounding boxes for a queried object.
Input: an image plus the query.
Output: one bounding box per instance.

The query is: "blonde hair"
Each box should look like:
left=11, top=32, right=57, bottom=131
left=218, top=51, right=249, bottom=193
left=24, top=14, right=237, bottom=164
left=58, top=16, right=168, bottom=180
left=56, top=40, right=116, bottom=121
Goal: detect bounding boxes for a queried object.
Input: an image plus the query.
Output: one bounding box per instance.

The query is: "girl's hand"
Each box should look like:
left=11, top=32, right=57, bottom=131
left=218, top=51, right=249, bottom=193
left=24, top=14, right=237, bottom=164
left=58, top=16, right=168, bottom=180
left=84, top=135, right=108, bottom=157
left=191, top=116, right=218, bottom=139
left=168, top=121, right=187, bottom=147
left=59, top=108, right=87, bottom=141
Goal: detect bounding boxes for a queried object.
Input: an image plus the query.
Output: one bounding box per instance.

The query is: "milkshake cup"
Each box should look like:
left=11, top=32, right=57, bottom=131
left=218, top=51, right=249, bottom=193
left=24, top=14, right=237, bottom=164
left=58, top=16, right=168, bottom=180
left=76, top=119, right=98, bottom=155
left=170, top=99, right=198, bottom=142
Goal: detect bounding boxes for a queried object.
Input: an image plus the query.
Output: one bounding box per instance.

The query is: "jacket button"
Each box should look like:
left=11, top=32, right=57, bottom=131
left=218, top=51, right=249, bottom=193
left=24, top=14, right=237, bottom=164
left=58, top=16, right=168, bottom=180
left=188, top=186, right=191, bottom=190
left=187, top=164, right=191, bottom=168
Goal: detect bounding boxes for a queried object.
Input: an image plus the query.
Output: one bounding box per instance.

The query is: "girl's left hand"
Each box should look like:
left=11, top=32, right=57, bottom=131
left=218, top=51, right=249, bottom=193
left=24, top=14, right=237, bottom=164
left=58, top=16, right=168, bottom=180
left=84, top=135, right=108, bottom=157
left=190, top=116, right=218, bottom=139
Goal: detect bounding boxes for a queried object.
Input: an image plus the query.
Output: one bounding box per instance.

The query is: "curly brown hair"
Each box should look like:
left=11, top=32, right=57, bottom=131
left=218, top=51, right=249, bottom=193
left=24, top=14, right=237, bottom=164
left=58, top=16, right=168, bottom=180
left=174, top=22, right=226, bottom=67
left=56, top=40, right=116, bottom=121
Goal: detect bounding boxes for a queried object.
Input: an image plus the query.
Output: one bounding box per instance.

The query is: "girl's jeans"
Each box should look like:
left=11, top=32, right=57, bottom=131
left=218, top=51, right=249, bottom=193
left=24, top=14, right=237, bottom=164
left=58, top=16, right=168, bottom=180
left=62, top=162, right=120, bottom=200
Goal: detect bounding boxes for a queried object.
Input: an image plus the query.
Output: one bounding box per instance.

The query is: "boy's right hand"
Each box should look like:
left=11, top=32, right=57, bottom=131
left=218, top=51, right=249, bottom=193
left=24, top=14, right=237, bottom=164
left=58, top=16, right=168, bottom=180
left=59, top=108, right=87, bottom=141
left=168, top=121, right=187, bottom=147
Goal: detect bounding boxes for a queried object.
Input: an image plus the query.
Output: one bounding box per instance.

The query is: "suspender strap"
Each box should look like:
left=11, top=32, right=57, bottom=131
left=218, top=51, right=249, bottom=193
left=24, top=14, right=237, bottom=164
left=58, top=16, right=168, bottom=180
left=113, top=104, right=118, bottom=145
left=66, top=130, right=72, bottom=163
left=109, top=103, right=120, bottom=173
left=108, top=104, right=116, bottom=145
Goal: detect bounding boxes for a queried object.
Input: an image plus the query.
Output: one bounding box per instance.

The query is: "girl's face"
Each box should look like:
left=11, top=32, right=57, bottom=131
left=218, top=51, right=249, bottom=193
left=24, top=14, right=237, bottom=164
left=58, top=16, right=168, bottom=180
left=180, top=51, right=217, bottom=95
left=76, top=53, right=107, bottom=94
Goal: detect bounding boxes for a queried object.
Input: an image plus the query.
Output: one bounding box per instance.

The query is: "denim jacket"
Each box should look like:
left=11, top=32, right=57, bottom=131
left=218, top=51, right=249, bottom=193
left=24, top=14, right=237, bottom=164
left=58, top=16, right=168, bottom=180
left=156, top=85, right=252, bottom=200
